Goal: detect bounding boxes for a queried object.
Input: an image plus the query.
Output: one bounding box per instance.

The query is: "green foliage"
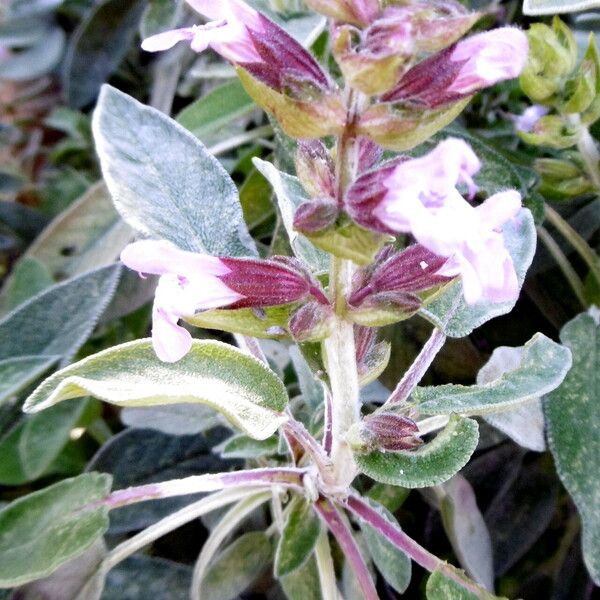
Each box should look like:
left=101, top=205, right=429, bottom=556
left=355, top=415, right=479, bottom=488
left=92, top=85, right=257, bottom=257
left=0, top=473, right=112, bottom=587
left=545, top=310, right=600, bottom=584
left=23, top=339, right=289, bottom=440
left=426, top=567, right=507, bottom=600
left=523, top=0, right=600, bottom=15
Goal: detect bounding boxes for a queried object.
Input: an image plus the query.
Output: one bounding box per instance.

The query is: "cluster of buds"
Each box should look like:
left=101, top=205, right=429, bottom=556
left=346, top=412, right=423, bottom=453
left=516, top=17, right=600, bottom=149
left=130, top=0, right=530, bottom=365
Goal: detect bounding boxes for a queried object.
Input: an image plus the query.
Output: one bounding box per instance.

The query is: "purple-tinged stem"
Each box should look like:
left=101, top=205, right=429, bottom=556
left=346, top=494, right=485, bottom=597
left=284, top=416, right=332, bottom=475
left=234, top=334, right=268, bottom=364
left=383, top=327, right=446, bottom=407
left=314, top=497, right=379, bottom=600
left=103, top=468, right=307, bottom=510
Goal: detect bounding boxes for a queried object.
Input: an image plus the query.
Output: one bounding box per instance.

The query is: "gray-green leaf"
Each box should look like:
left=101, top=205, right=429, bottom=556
left=426, top=567, right=507, bottom=600
left=545, top=309, right=600, bottom=584
left=0, top=473, right=112, bottom=587
left=355, top=415, right=479, bottom=488
left=93, top=85, right=257, bottom=257
left=275, top=499, right=321, bottom=577
left=420, top=209, right=536, bottom=338
left=523, top=0, right=600, bottom=16
left=414, top=333, right=572, bottom=416
left=24, top=339, right=288, bottom=440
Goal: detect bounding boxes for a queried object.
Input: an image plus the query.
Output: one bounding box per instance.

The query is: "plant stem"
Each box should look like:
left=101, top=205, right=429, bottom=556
left=190, top=492, right=272, bottom=600
left=544, top=204, right=600, bottom=288
left=537, top=225, right=587, bottom=308
left=102, top=468, right=307, bottom=510
left=383, top=327, right=447, bottom=408
left=103, top=487, right=255, bottom=572
left=576, top=121, right=600, bottom=189
left=314, top=498, right=379, bottom=600
left=346, top=494, right=488, bottom=598
left=314, top=529, right=339, bottom=600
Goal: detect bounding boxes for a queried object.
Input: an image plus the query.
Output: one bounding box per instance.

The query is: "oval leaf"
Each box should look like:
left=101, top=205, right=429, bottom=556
left=24, top=339, right=288, bottom=440
left=355, top=415, right=479, bottom=488
left=0, top=473, right=112, bottom=588
left=414, top=333, right=572, bottom=416
left=545, top=310, right=600, bottom=585
left=523, top=0, right=599, bottom=15
left=426, top=567, right=507, bottom=600
left=92, top=85, right=257, bottom=257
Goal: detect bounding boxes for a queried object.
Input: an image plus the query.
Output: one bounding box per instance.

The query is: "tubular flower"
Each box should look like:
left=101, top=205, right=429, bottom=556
left=121, top=240, right=318, bottom=362
left=368, top=138, right=522, bottom=305
left=382, top=27, right=528, bottom=107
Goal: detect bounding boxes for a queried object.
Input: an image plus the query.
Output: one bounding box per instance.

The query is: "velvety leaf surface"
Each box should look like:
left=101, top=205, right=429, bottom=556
left=359, top=499, right=411, bottom=594
left=523, top=0, right=599, bottom=15
left=63, top=0, right=147, bottom=108
left=279, top=555, right=321, bottom=600
left=414, top=333, right=571, bottom=415
left=355, top=415, right=479, bottom=488
left=289, top=346, right=324, bottom=411
left=0, top=355, right=58, bottom=406
left=439, top=475, right=494, bottom=591
left=253, top=158, right=329, bottom=272
left=426, top=567, right=507, bottom=600
left=1, top=257, right=53, bottom=311
left=199, top=531, right=272, bottom=600
left=420, top=209, right=536, bottom=338
left=24, top=339, right=289, bottom=440
left=87, top=428, right=234, bottom=533
left=219, top=434, right=280, bottom=460
left=275, top=500, right=321, bottom=577
left=92, top=85, right=257, bottom=257
left=103, top=556, right=192, bottom=600
left=0, top=264, right=121, bottom=366
left=545, top=310, right=600, bottom=584
left=0, top=473, right=112, bottom=587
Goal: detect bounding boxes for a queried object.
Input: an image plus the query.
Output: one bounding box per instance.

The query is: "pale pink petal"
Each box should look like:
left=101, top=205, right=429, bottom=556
left=120, top=240, right=231, bottom=278
left=152, top=305, right=193, bottom=362
left=514, top=105, right=549, bottom=133
left=186, top=0, right=263, bottom=31
left=476, top=190, right=521, bottom=231
left=449, top=28, right=528, bottom=94
left=142, top=27, right=196, bottom=52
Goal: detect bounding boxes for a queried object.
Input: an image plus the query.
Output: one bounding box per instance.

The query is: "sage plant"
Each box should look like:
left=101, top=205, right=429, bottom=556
left=0, top=1, right=579, bottom=599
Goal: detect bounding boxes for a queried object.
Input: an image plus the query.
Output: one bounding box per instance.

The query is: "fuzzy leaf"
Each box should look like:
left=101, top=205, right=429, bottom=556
left=523, top=0, right=600, bottom=15
left=545, top=310, right=600, bottom=584
left=63, top=0, right=147, bottom=108
left=275, top=500, right=321, bottom=577
left=92, top=85, right=257, bottom=257
left=414, top=333, right=572, bottom=416
left=355, top=415, right=479, bottom=488
left=0, top=473, right=112, bottom=587
left=420, top=209, right=537, bottom=337
left=426, top=567, right=507, bottom=600
left=24, top=339, right=288, bottom=440
left=0, top=355, right=58, bottom=406
left=0, top=264, right=121, bottom=367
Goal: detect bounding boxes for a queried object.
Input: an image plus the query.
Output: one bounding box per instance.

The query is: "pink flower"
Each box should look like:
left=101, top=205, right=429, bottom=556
left=383, top=27, right=528, bottom=106
left=513, top=105, right=549, bottom=133
left=142, top=0, right=330, bottom=93
left=121, top=240, right=317, bottom=362
left=372, top=138, right=522, bottom=304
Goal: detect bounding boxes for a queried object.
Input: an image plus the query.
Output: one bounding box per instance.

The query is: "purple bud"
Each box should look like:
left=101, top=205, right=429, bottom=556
left=293, top=199, right=339, bottom=234
left=289, top=301, right=335, bottom=342
left=357, top=137, right=383, bottom=173
left=295, top=140, right=336, bottom=198
left=361, top=413, right=423, bottom=452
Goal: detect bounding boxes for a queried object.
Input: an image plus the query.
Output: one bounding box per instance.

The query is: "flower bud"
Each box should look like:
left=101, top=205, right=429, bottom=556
left=289, top=301, right=335, bottom=342
left=293, top=198, right=339, bottom=234
left=331, top=19, right=414, bottom=96
left=518, top=114, right=579, bottom=149
left=304, top=0, right=380, bottom=27
left=295, top=140, right=336, bottom=198
left=536, top=156, right=595, bottom=199
left=520, top=17, right=577, bottom=104
left=354, top=326, right=391, bottom=385
left=347, top=413, right=422, bottom=453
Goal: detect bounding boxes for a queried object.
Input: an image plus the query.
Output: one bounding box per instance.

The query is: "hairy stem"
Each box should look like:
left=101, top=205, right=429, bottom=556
left=314, top=529, right=339, bottom=600
left=383, top=327, right=447, bottom=408
left=314, top=498, right=379, bottom=600
left=537, top=225, right=587, bottom=308
left=544, top=204, right=600, bottom=288
left=102, top=467, right=307, bottom=510
left=346, top=494, right=487, bottom=597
